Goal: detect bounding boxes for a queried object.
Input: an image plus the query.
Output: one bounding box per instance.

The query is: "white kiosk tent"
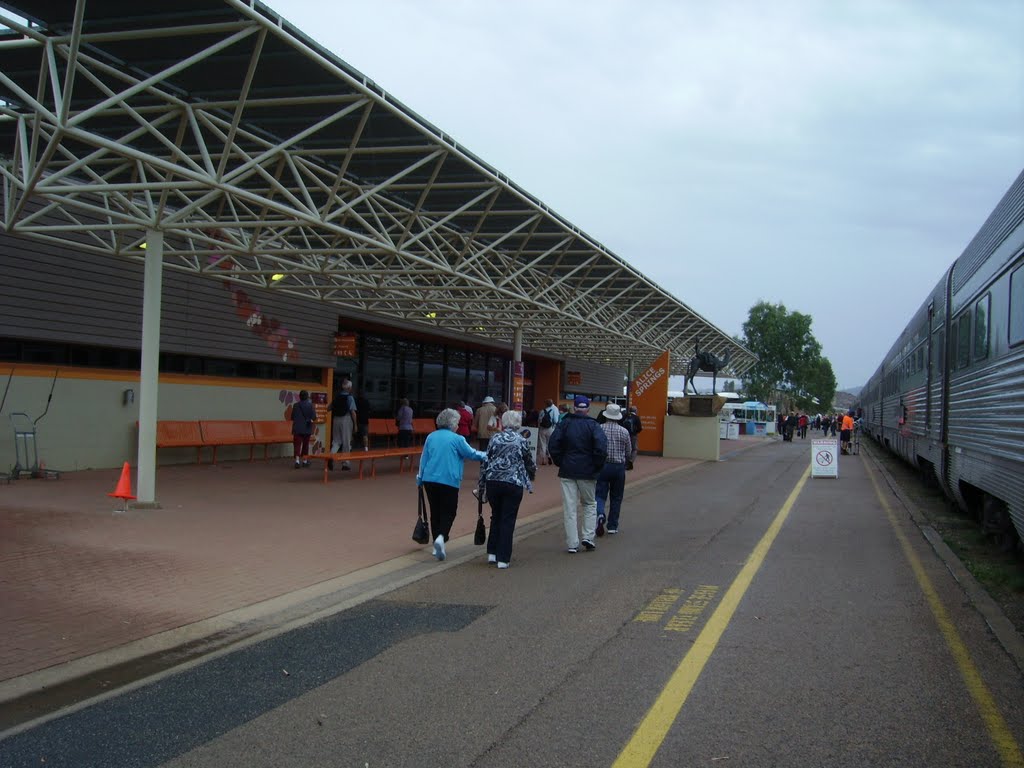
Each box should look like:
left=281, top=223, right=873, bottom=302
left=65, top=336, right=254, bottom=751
left=0, top=0, right=757, bottom=502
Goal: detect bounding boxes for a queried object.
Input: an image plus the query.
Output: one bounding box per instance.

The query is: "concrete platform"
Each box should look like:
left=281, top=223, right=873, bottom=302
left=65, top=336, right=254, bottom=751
left=0, top=438, right=765, bottom=707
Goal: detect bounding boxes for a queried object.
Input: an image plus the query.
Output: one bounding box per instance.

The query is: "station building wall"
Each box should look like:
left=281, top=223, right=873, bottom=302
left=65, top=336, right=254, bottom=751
left=0, top=367, right=319, bottom=471
left=0, top=229, right=338, bottom=471
left=1, top=227, right=630, bottom=471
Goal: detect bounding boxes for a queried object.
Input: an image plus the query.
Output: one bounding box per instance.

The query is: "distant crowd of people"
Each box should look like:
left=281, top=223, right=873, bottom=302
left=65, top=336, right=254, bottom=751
left=778, top=409, right=860, bottom=454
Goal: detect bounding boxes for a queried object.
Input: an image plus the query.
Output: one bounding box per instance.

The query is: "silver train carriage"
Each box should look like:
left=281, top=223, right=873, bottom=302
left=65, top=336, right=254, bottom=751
left=859, top=168, right=1024, bottom=550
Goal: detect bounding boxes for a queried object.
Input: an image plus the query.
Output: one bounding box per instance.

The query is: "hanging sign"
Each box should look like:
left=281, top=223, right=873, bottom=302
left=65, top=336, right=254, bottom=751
left=512, top=361, right=525, bottom=411
left=333, top=332, right=357, bottom=357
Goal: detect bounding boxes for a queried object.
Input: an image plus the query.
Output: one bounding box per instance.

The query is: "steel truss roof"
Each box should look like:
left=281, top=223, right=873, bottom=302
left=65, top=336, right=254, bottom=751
left=0, top=0, right=756, bottom=378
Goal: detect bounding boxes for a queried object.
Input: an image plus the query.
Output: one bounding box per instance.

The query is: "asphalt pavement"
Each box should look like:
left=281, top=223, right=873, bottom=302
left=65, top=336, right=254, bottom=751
left=1, top=435, right=1022, bottom=767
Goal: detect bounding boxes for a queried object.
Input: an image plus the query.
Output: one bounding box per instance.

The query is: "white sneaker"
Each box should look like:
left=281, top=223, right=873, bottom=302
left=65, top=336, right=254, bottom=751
left=487, top=554, right=497, bottom=564
left=433, top=535, right=446, bottom=561
left=497, top=562, right=509, bottom=569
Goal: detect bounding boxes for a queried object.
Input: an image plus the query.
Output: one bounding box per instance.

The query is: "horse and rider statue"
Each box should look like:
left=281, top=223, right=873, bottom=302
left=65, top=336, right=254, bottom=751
left=685, top=341, right=731, bottom=395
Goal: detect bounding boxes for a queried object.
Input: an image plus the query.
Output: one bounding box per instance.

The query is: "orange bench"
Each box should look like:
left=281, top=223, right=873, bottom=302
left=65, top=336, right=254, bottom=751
left=411, top=418, right=435, bottom=443
left=251, top=420, right=295, bottom=459
left=368, top=417, right=398, bottom=448
left=199, top=420, right=259, bottom=464
left=152, top=419, right=294, bottom=464
left=307, top=446, right=423, bottom=483
left=154, top=421, right=205, bottom=464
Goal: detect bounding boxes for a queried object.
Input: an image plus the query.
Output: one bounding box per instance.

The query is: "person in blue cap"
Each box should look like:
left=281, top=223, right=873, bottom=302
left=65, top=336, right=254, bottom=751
left=548, top=396, right=607, bottom=553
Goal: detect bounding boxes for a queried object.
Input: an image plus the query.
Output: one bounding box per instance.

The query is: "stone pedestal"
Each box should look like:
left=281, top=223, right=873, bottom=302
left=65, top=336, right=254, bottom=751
left=663, top=413, right=721, bottom=461
left=668, top=395, right=726, bottom=417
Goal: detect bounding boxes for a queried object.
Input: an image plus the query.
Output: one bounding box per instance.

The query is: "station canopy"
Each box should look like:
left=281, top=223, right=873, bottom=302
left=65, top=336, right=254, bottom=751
left=0, top=0, right=757, bottom=378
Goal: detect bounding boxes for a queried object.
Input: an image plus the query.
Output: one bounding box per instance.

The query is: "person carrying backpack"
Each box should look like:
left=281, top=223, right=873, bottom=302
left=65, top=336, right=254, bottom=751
left=621, top=405, right=643, bottom=470
left=537, top=398, right=559, bottom=466
left=327, top=380, right=356, bottom=470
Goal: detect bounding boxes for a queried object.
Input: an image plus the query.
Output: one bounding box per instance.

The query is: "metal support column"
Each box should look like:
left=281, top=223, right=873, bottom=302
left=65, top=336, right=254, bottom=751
left=136, top=230, right=163, bottom=505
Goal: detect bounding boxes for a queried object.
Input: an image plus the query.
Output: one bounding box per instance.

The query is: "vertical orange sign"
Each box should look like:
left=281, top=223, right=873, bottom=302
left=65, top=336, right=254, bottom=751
left=631, top=350, right=669, bottom=455
left=512, top=361, right=525, bottom=411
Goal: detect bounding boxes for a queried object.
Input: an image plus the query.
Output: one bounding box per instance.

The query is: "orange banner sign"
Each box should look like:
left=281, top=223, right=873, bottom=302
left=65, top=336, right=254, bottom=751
left=512, top=361, right=525, bottom=411
left=333, top=332, right=357, bottom=357
left=630, top=350, right=669, bottom=455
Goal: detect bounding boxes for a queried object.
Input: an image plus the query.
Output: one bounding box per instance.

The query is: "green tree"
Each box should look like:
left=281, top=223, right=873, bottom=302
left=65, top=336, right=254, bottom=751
left=800, top=356, right=837, bottom=413
left=741, top=301, right=834, bottom=409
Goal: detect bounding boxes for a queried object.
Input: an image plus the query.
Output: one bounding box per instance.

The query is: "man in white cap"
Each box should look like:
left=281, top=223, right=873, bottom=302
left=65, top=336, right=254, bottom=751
left=472, top=395, right=498, bottom=451
left=595, top=403, right=631, bottom=536
left=548, top=396, right=607, bottom=553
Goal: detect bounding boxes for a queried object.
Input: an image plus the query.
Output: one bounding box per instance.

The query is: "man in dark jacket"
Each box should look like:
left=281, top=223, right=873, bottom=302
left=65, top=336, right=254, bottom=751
left=548, top=395, right=608, bottom=553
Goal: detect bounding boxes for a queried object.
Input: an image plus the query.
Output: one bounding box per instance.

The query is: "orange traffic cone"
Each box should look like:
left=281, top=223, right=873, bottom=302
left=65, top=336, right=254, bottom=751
left=108, top=462, right=136, bottom=511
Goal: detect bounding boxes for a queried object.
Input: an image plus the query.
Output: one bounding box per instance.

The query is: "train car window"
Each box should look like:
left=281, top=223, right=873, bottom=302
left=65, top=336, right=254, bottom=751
left=917, top=347, right=924, bottom=372
left=949, top=318, right=957, bottom=369
left=973, top=293, right=990, bottom=361
left=956, top=314, right=971, bottom=369
left=1011, top=264, right=1024, bottom=347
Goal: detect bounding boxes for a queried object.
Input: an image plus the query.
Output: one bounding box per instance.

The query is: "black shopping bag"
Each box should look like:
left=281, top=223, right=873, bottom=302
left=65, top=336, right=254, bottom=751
left=412, top=485, right=430, bottom=544
left=474, top=494, right=486, bottom=545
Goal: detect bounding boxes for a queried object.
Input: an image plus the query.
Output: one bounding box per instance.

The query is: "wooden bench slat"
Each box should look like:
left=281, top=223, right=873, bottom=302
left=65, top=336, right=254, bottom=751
left=200, top=421, right=258, bottom=464
left=251, top=420, right=294, bottom=460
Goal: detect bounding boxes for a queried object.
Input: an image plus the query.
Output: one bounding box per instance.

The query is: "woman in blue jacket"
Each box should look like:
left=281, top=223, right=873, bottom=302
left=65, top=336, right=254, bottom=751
left=417, top=408, right=487, bottom=561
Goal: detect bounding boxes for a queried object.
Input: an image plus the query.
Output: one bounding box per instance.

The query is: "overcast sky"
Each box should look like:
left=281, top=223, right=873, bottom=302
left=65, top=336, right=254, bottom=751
left=273, top=0, right=1023, bottom=389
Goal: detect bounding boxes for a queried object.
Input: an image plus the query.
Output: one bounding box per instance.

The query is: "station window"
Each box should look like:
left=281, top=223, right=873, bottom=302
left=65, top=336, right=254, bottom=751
left=1011, top=264, right=1024, bottom=347
left=973, top=293, right=990, bottom=362
left=0, top=338, right=321, bottom=382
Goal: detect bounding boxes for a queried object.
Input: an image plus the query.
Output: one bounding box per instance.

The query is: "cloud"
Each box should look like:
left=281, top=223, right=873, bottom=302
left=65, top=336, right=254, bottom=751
left=276, top=0, right=1024, bottom=387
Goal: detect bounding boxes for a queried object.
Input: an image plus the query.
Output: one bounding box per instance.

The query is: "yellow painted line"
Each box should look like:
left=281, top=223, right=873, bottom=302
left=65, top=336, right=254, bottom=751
left=864, top=461, right=1024, bottom=767
left=612, top=468, right=810, bottom=768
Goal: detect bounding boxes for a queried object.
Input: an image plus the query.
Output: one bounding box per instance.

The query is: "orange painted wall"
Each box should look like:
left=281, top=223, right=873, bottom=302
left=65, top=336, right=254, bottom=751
left=530, top=358, right=562, bottom=410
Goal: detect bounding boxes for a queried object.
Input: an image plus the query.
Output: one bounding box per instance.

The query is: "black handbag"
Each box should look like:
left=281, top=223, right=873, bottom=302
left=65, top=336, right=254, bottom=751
left=412, top=485, right=431, bottom=544
left=474, top=493, right=486, bottom=546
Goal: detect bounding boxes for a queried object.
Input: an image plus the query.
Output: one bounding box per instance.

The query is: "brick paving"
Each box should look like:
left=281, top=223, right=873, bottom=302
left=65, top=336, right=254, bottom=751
left=0, top=439, right=763, bottom=686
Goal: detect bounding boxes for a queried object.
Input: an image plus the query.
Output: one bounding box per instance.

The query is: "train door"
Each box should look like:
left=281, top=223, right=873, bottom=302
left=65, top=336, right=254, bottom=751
left=925, top=301, right=934, bottom=433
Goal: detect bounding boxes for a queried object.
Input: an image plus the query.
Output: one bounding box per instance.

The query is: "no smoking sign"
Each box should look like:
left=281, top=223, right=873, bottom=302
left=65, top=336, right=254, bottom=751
left=811, top=438, right=839, bottom=478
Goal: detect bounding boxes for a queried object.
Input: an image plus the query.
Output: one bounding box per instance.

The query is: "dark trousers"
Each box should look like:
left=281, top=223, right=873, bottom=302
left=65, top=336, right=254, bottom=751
left=424, top=481, right=460, bottom=542
left=397, top=429, right=413, bottom=448
left=292, top=434, right=310, bottom=460
left=595, top=462, right=626, bottom=530
left=486, top=481, right=524, bottom=564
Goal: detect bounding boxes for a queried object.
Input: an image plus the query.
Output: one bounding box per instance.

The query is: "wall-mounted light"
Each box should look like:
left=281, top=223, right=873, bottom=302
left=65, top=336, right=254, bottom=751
left=123, top=388, right=135, bottom=406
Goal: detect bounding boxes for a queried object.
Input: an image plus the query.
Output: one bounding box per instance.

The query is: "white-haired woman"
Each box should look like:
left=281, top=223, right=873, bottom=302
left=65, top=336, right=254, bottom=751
left=417, top=408, right=487, bottom=561
left=478, top=409, right=536, bottom=569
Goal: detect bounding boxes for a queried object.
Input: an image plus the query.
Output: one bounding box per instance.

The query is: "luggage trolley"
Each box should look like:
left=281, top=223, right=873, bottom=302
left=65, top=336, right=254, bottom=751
left=10, top=412, right=60, bottom=480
